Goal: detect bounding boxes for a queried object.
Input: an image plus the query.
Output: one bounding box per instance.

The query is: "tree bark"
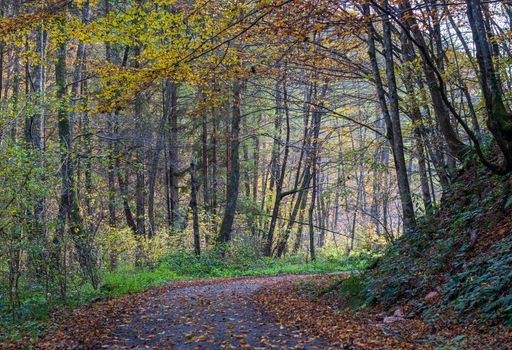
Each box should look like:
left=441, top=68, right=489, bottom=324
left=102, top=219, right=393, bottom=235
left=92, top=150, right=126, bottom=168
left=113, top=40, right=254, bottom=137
left=133, top=45, right=146, bottom=238
left=55, top=28, right=98, bottom=290
left=465, top=0, right=512, bottom=170
left=190, top=162, right=201, bottom=255
left=307, top=89, right=323, bottom=261
left=264, top=78, right=291, bottom=256
left=398, top=0, right=469, bottom=162
left=218, top=79, right=243, bottom=244
left=166, top=80, right=180, bottom=229
left=202, top=113, right=209, bottom=212
left=116, top=154, right=137, bottom=233
left=400, top=28, right=433, bottom=215
left=147, top=109, right=166, bottom=238
left=365, top=2, right=416, bottom=231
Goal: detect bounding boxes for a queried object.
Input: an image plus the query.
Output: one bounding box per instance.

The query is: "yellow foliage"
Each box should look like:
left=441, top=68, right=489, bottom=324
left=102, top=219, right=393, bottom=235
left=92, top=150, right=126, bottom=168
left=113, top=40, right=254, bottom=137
left=96, top=228, right=172, bottom=267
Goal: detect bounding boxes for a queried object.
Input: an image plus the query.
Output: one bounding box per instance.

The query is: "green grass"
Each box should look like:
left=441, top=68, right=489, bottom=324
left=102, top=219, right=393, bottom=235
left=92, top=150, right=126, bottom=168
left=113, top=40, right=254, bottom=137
left=156, top=250, right=370, bottom=279
left=0, top=250, right=372, bottom=343
left=85, top=251, right=370, bottom=302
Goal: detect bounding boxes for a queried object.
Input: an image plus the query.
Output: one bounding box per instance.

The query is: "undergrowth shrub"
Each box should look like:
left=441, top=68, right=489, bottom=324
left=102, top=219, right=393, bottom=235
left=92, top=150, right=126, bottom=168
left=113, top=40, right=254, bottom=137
left=444, top=235, right=512, bottom=326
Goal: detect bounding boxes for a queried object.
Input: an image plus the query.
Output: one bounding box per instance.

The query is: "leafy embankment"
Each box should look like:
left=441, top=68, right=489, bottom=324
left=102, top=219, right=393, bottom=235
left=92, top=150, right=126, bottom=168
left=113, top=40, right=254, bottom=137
left=259, top=164, right=512, bottom=348
left=343, top=164, right=512, bottom=327
left=256, top=275, right=432, bottom=349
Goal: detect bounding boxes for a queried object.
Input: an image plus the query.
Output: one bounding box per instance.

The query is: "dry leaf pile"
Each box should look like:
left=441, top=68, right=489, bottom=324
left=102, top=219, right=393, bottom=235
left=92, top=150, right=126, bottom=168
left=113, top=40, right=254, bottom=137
left=255, top=276, right=512, bottom=350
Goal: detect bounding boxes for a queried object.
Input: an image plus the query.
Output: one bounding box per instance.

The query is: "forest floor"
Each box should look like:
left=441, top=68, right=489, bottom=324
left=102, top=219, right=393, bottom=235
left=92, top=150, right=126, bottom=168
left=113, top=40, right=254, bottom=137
left=15, top=272, right=506, bottom=349
left=28, top=274, right=338, bottom=349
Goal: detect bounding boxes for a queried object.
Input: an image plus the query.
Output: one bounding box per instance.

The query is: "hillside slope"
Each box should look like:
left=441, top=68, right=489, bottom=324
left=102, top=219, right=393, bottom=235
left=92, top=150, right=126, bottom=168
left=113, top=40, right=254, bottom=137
left=333, top=163, right=512, bottom=345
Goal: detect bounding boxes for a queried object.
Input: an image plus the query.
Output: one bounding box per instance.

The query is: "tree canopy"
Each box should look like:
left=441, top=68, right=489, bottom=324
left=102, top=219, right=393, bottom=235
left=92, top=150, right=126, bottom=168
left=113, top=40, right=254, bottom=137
left=1, top=0, right=511, bottom=343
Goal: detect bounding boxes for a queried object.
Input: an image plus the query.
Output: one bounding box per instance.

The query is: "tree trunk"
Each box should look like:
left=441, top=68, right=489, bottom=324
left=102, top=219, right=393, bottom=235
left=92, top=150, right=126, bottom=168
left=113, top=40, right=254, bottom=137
left=116, top=154, right=137, bottom=233
left=400, top=28, right=433, bottom=215
left=307, top=92, right=323, bottom=261
left=292, top=196, right=308, bottom=255
left=133, top=44, right=146, bottom=238
left=269, top=81, right=283, bottom=192
left=190, top=162, right=201, bottom=255
left=365, top=2, right=416, bottom=231
left=55, top=32, right=98, bottom=290
left=166, top=80, right=181, bottom=229
left=274, top=166, right=311, bottom=257
left=211, top=114, right=218, bottom=214
left=399, top=0, right=469, bottom=162
left=218, top=79, right=243, bottom=244
left=104, top=0, right=117, bottom=230
left=308, top=168, right=317, bottom=261
left=264, top=78, right=291, bottom=256
left=252, top=115, right=261, bottom=203
left=274, top=81, right=313, bottom=256
left=202, top=114, right=209, bottom=212
left=147, top=110, right=166, bottom=238
left=466, top=0, right=512, bottom=170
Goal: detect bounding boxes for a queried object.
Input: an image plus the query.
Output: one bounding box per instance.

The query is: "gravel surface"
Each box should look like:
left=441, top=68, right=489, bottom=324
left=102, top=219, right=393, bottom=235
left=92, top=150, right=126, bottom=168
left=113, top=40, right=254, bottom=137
left=100, top=275, right=334, bottom=349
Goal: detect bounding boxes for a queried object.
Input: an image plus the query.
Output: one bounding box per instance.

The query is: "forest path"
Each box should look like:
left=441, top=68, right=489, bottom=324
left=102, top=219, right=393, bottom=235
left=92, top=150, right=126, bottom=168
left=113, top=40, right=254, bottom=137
left=100, top=275, right=334, bottom=349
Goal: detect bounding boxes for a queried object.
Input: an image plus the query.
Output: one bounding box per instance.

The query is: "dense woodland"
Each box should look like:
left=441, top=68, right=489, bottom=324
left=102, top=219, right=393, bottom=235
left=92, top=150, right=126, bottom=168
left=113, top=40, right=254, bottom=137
left=1, top=0, right=512, bottom=345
